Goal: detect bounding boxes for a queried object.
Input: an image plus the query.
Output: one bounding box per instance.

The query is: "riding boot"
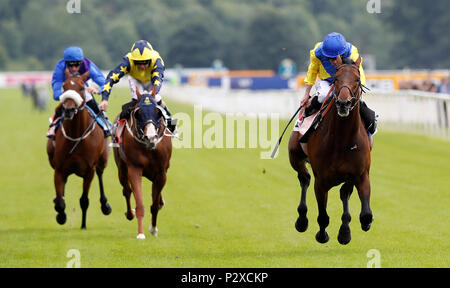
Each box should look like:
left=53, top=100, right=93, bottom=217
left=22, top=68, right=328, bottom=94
left=86, top=99, right=112, bottom=137
left=359, top=100, right=377, bottom=135
left=303, top=96, right=321, bottom=118
left=157, top=100, right=178, bottom=134
left=46, top=104, right=64, bottom=139
left=120, top=99, right=138, bottom=120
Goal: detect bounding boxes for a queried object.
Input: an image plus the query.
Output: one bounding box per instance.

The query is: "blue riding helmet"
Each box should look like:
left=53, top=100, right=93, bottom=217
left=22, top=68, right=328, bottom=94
left=63, top=46, right=84, bottom=62
left=322, top=32, right=347, bottom=58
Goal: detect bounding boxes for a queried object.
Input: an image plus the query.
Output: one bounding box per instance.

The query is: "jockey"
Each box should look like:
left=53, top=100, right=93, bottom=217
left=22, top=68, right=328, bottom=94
left=47, top=46, right=112, bottom=139
left=100, top=40, right=177, bottom=135
left=301, top=32, right=377, bottom=136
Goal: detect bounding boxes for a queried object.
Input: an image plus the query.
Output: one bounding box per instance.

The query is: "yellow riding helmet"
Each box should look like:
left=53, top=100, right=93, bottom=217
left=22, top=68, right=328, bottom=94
left=129, top=40, right=153, bottom=61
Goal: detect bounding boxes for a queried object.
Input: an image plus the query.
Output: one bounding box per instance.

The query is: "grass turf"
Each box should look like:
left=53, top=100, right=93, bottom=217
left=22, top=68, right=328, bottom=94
left=0, top=88, right=448, bottom=267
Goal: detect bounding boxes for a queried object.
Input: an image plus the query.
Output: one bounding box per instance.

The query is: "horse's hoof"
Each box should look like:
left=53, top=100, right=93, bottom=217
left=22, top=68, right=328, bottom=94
left=136, top=233, right=146, bottom=239
left=360, top=214, right=373, bottom=232
left=150, top=225, right=158, bottom=237
left=125, top=209, right=135, bottom=221
left=101, top=203, right=112, bottom=215
left=315, top=231, right=329, bottom=244
left=295, top=217, right=308, bottom=232
left=338, top=225, right=351, bottom=245
left=56, top=213, right=66, bottom=225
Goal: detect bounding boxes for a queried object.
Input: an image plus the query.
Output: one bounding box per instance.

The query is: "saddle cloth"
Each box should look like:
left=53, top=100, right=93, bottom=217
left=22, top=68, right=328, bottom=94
left=293, top=111, right=320, bottom=138
left=113, top=119, right=127, bottom=145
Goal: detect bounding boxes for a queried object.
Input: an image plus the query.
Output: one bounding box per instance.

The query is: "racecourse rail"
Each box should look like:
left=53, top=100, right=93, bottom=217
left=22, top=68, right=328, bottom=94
left=1, top=70, right=449, bottom=140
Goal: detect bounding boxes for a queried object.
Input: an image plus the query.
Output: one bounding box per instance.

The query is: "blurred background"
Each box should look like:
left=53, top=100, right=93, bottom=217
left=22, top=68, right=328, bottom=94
left=1, top=0, right=449, bottom=138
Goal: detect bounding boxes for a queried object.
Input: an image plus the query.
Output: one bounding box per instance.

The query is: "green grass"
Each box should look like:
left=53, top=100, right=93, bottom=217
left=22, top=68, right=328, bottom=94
left=0, top=88, right=449, bottom=267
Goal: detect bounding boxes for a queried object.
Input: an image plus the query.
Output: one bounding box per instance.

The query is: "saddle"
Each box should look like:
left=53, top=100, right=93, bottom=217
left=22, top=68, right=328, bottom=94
left=294, top=93, right=334, bottom=143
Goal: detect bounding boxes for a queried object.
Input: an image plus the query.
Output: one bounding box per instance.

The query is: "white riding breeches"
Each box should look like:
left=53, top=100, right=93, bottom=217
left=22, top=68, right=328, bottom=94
left=128, top=76, right=161, bottom=103
left=310, top=80, right=332, bottom=103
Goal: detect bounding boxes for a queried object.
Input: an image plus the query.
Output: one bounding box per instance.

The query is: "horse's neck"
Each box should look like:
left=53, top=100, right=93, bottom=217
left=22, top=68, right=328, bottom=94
left=63, top=109, right=90, bottom=135
left=326, top=103, right=362, bottom=141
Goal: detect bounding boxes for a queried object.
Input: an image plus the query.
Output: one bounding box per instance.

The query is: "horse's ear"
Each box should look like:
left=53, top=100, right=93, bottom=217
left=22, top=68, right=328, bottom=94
left=136, top=87, right=142, bottom=100
left=336, top=54, right=343, bottom=66
left=355, top=56, right=362, bottom=67
left=81, top=71, right=90, bottom=82
left=64, top=68, right=71, bottom=79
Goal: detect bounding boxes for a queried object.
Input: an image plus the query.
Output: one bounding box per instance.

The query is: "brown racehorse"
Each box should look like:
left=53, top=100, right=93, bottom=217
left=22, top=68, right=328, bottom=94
left=288, top=55, right=373, bottom=245
left=46, top=69, right=111, bottom=229
left=113, top=88, right=172, bottom=239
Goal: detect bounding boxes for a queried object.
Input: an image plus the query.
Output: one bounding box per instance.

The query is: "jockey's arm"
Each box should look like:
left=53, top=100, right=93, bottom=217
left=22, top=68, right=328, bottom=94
left=151, top=57, right=165, bottom=102
left=100, top=56, right=131, bottom=111
left=51, top=60, right=66, bottom=101
left=87, top=61, right=105, bottom=94
left=301, top=48, right=320, bottom=106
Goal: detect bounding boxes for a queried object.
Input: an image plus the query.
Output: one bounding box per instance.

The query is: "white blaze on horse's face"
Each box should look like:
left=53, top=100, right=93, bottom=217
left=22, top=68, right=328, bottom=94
left=144, top=122, right=158, bottom=149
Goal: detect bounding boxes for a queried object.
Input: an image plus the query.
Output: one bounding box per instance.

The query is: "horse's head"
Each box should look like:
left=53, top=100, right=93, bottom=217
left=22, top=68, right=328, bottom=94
left=332, top=55, right=363, bottom=117
left=60, top=69, right=89, bottom=120
left=135, top=88, right=161, bottom=150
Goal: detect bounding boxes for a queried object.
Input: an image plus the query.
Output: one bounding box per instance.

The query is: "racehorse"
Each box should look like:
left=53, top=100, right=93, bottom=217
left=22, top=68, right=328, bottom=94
left=113, top=88, right=172, bottom=239
left=46, top=69, right=112, bottom=229
left=288, top=55, right=373, bottom=245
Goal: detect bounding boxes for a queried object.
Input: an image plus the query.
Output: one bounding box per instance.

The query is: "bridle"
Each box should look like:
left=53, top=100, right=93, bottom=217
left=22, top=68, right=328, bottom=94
left=126, top=108, right=169, bottom=149
left=332, top=64, right=369, bottom=113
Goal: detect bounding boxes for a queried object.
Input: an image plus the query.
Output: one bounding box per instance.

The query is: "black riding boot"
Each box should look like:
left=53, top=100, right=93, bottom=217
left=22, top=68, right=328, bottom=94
left=120, top=99, right=138, bottom=120
left=157, top=100, right=177, bottom=133
left=304, top=96, right=321, bottom=117
left=86, top=99, right=111, bottom=137
left=359, top=100, right=377, bottom=135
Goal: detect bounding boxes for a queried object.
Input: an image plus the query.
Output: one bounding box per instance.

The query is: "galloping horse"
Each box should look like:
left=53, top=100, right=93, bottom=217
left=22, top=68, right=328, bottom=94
left=288, top=55, right=373, bottom=245
left=113, top=88, right=172, bottom=239
left=46, top=69, right=111, bottom=229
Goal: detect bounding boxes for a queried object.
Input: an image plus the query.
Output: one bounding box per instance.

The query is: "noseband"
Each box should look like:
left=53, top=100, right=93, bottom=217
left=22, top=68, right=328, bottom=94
left=332, top=64, right=368, bottom=112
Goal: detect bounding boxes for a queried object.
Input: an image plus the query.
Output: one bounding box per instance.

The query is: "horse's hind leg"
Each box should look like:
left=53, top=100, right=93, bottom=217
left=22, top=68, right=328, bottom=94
left=338, top=181, right=353, bottom=245
left=80, top=169, right=95, bottom=229
left=96, top=152, right=112, bottom=215
left=288, top=132, right=310, bottom=232
left=294, top=164, right=310, bottom=232
left=149, top=173, right=167, bottom=237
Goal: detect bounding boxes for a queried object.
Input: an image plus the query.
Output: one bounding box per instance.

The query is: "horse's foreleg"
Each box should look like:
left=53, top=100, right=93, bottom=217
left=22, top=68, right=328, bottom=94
left=96, top=160, right=111, bottom=216
left=338, top=182, right=353, bottom=245
left=128, top=165, right=145, bottom=238
left=314, top=181, right=330, bottom=244
left=295, top=164, right=310, bottom=233
left=356, top=172, right=373, bottom=231
left=54, top=171, right=67, bottom=225
left=80, top=169, right=94, bottom=229
left=150, top=173, right=167, bottom=237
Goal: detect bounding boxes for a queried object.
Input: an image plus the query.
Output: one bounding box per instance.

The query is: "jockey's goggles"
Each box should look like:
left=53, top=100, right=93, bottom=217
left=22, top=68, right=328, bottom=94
left=134, top=60, right=151, bottom=65
left=327, top=53, right=346, bottom=61
left=66, top=61, right=82, bottom=67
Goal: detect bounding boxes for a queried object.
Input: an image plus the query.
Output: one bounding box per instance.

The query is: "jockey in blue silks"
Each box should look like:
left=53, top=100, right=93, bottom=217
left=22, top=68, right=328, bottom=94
left=47, top=46, right=112, bottom=139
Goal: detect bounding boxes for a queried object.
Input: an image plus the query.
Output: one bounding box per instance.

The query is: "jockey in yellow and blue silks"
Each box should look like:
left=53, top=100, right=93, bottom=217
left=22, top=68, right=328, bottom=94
left=300, top=32, right=377, bottom=138
left=47, top=46, right=111, bottom=139
left=100, top=40, right=177, bottom=133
